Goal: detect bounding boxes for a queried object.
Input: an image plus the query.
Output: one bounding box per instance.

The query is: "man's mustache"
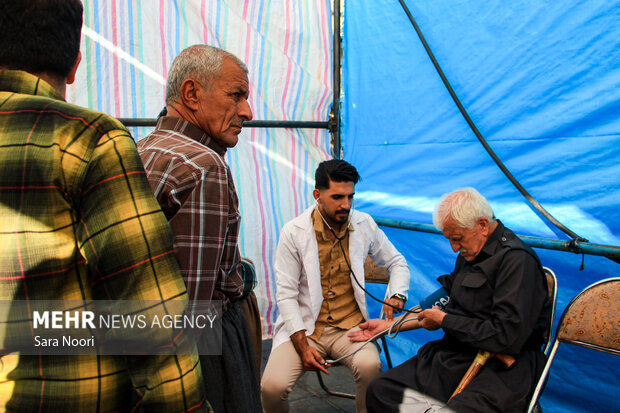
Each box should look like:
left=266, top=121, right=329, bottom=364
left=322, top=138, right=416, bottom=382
left=232, top=117, right=244, bottom=128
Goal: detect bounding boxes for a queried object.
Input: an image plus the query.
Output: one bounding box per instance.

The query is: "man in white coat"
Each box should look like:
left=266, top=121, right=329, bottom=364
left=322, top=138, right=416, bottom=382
left=261, top=159, right=411, bottom=413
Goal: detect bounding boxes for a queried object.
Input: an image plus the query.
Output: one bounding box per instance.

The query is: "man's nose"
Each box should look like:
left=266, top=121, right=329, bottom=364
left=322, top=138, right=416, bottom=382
left=239, top=99, right=253, bottom=121
left=450, top=241, right=459, bottom=252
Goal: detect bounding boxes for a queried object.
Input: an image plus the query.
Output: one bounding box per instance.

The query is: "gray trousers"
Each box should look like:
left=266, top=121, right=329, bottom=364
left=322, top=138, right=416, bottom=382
left=199, top=300, right=262, bottom=413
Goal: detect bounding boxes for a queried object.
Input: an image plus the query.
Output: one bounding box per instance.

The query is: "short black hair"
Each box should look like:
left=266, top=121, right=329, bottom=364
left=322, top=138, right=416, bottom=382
left=0, top=0, right=83, bottom=79
left=315, top=159, right=360, bottom=190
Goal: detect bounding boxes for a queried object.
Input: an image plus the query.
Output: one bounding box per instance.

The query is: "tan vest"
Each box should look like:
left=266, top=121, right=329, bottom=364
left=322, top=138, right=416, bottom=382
left=309, top=208, right=364, bottom=341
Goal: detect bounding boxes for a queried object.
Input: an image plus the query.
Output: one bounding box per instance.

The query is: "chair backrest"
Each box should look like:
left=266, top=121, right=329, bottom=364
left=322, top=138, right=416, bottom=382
left=542, top=267, right=558, bottom=356
left=555, top=277, right=620, bottom=354
left=527, top=277, right=620, bottom=413
left=363, top=256, right=389, bottom=284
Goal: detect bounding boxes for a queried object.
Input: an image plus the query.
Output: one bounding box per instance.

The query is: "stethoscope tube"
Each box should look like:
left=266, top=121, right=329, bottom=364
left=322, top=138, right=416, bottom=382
left=314, top=203, right=417, bottom=315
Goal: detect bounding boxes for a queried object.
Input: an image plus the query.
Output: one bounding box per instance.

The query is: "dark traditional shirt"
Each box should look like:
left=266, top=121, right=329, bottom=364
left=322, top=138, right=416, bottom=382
left=0, top=70, right=208, bottom=412
left=440, top=221, right=550, bottom=354
left=137, top=116, right=250, bottom=310
left=417, top=221, right=549, bottom=412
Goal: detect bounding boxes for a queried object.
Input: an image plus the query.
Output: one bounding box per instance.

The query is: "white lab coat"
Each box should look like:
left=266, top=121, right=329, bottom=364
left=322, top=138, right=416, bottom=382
left=271, top=206, right=410, bottom=351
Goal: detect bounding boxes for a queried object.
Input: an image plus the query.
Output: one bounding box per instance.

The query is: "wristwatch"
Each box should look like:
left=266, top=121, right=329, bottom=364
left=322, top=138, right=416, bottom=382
left=392, top=293, right=407, bottom=304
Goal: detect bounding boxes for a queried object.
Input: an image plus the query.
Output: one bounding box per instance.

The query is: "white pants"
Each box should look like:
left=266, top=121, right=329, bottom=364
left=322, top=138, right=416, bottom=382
left=261, top=326, right=381, bottom=413
left=399, top=389, right=457, bottom=413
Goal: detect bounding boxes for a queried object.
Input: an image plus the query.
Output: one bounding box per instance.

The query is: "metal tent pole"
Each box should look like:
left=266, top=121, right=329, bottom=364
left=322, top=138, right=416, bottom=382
left=330, top=0, right=342, bottom=159
left=119, top=118, right=330, bottom=129
left=374, top=218, right=620, bottom=263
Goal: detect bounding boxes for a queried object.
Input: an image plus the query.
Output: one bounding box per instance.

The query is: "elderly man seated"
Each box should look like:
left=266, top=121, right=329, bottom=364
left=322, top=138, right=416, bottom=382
left=349, top=187, right=550, bottom=413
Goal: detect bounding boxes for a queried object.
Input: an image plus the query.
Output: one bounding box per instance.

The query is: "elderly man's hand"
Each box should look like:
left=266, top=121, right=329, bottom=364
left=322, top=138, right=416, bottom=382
left=383, top=296, right=405, bottom=320
left=348, top=319, right=390, bottom=342
left=417, top=306, right=446, bottom=330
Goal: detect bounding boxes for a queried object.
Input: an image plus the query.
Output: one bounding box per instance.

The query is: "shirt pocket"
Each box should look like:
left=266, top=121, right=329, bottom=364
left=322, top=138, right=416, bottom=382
left=454, top=270, right=493, bottom=313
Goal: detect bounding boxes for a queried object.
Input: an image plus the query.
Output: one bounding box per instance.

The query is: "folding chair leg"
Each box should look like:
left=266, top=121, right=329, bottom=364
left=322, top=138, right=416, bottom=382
left=315, top=336, right=391, bottom=400
left=315, top=371, right=355, bottom=399
left=380, top=335, right=393, bottom=369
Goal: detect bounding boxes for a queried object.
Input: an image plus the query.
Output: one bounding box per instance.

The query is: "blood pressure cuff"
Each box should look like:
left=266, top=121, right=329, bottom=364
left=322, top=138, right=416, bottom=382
left=419, top=286, right=450, bottom=311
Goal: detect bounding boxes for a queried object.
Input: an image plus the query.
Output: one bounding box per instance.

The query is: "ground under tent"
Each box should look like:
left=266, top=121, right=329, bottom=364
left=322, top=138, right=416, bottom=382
left=68, top=1, right=619, bottom=411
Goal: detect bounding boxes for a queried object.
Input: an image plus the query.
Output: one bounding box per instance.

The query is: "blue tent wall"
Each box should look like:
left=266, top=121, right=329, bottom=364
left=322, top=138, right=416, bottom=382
left=342, top=1, right=620, bottom=412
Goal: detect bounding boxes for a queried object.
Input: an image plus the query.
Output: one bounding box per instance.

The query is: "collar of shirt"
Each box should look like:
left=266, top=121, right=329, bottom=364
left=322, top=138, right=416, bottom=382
left=154, top=115, right=227, bottom=157
left=311, top=207, right=354, bottom=242
left=0, top=69, right=64, bottom=101
left=473, top=219, right=505, bottom=264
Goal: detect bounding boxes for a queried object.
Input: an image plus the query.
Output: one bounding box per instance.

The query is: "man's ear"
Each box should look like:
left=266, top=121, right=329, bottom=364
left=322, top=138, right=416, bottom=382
left=66, top=52, right=81, bottom=85
left=179, top=78, right=201, bottom=111
left=478, top=217, right=490, bottom=236
left=313, top=188, right=321, bottom=203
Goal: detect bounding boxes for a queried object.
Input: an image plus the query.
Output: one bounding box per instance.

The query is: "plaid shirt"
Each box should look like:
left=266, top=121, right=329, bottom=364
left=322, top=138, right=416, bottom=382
left=137, top=117, right=250, bottom=310
left=0, top=70, right=209, bottom=412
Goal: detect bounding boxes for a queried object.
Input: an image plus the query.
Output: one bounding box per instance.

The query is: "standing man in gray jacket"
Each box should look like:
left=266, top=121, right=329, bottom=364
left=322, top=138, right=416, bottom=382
left=261, top=159, right=411, bottom=413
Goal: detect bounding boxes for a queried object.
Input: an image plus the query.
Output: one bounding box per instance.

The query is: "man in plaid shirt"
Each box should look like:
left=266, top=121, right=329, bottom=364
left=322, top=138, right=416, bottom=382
left=0, top=1, right=208, bottom=411
left=137, top=45, right=262, bottom=412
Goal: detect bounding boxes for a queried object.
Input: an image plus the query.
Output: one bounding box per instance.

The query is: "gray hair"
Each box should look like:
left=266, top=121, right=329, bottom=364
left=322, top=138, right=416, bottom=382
left=432, top=187, right=495, bottom=231
left=165, top=45, right=248, bottom=104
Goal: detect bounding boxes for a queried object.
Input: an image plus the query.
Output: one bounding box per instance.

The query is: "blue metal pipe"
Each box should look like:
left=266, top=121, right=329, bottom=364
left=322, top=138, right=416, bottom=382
left=373, top=218, right=620, bottom=262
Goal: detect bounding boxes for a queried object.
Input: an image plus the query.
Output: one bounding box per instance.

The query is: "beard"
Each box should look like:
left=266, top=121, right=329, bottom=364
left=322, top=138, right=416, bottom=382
left=329, top=208, right=350, bottom=225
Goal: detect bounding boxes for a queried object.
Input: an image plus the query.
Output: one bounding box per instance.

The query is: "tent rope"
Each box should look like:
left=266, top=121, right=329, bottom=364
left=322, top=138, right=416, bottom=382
left=397, top=0, right=588, bottom=244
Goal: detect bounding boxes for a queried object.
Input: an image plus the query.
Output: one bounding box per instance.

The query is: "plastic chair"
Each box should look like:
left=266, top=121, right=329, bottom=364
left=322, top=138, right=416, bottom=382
left=315, top=257, right=395, bottom=399
left=527, top=276, right=620, bottom=413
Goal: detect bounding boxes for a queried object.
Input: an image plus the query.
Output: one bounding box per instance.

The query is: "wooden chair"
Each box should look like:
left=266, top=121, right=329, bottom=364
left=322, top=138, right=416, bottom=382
left=527, top=276, right=620, bottom=413
left=315, top=257, right=395, bottom=399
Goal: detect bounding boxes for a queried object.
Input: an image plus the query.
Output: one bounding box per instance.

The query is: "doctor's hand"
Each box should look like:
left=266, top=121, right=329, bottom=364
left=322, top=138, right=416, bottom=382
left=383, top=296, right=405, bottom=321
left=299, top=346, right=330, bottom=374
left=348, top=319, right=390, bottom=342
left=291, top=330, right=330, bottom=374
left=417, top=306, right=446, bottom=330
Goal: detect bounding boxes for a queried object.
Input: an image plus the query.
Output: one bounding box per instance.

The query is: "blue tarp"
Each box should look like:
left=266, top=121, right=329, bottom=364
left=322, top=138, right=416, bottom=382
left=342, top=1, right=620, bottom=412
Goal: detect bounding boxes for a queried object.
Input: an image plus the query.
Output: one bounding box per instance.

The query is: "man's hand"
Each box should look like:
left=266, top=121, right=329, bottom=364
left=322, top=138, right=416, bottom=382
left=383, top=296, right=405, bottom=320
left=299, top=346, right=330, bottom=374
left=290, top=330, right=329, bottom=374
left=417, top=306, right=446, bottom=330
left=348, top=319, right=390, bottom=342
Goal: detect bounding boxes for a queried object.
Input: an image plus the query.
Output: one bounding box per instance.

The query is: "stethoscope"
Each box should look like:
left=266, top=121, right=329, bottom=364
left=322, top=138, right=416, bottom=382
left=313, top=199, right=419, bottom=315
left=314, top=199, right=421, bottom=364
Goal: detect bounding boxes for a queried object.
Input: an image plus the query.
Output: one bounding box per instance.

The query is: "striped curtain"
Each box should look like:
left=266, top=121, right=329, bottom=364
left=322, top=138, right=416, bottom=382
left=67, top=0, right=334, bottom=337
